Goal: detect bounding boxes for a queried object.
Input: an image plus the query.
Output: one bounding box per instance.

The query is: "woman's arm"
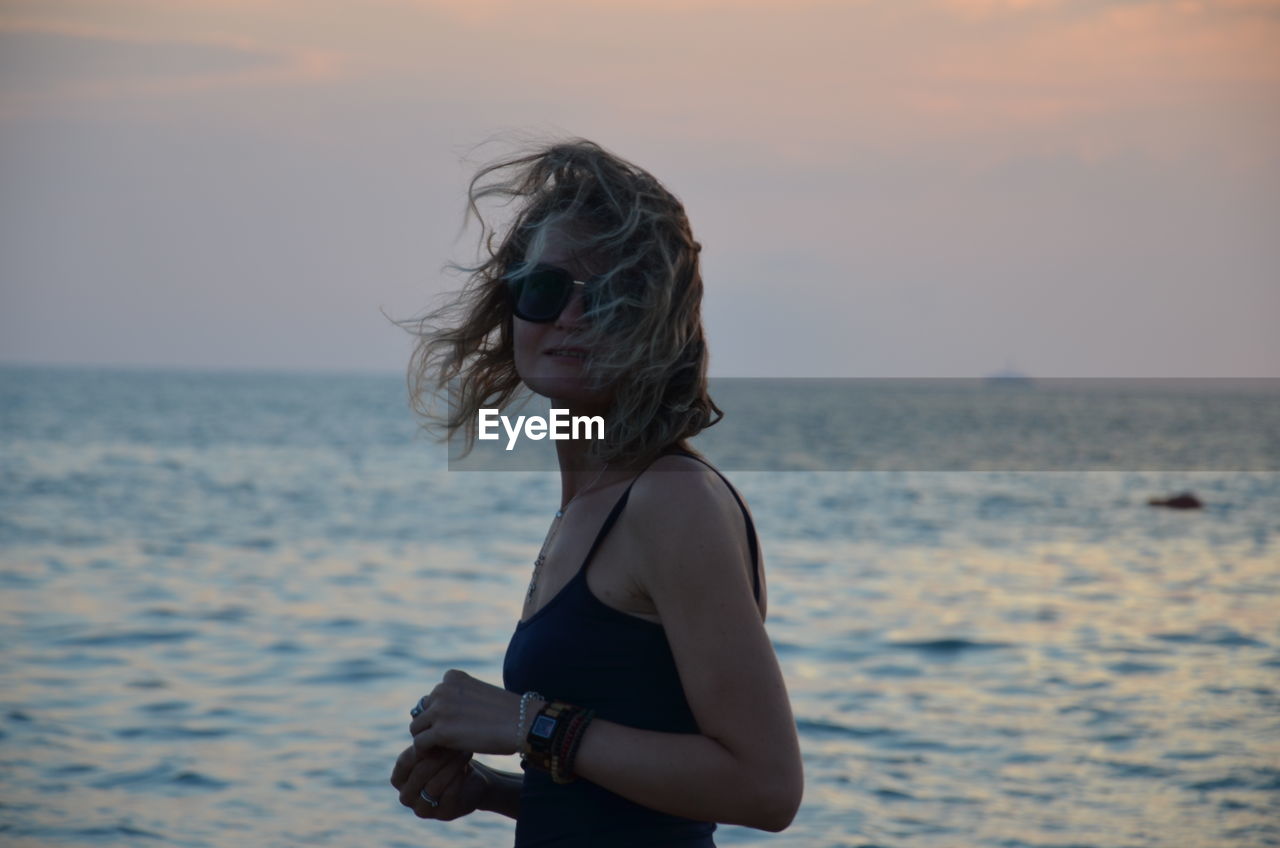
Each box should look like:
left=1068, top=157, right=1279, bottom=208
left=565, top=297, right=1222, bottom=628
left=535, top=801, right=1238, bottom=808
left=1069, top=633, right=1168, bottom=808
left=567, top=461, right=803, bottom=830
left=471, top=760, right=523, bottom=819
left=407, top=460, right=803, bottom=831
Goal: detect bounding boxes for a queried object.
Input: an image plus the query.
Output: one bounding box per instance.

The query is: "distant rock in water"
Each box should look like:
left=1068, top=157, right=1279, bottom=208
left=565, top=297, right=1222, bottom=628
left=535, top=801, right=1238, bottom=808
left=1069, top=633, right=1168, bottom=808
left=1147, top=491, right=1203, bottom=509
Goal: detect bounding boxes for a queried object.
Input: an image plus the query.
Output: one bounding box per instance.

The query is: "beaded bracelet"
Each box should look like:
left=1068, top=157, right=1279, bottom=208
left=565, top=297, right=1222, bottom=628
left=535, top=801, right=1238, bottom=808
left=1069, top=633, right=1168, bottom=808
left=517, top=691, right=543, bottom=755
left=554, top=709, right=585, bottom=764
left=554, top=707, right=595, bottom=784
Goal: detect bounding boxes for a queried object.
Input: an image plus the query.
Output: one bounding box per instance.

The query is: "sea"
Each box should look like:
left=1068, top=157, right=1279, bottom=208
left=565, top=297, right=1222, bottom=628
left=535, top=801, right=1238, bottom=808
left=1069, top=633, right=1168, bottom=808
left=1, top=365, right=1277, bottom=848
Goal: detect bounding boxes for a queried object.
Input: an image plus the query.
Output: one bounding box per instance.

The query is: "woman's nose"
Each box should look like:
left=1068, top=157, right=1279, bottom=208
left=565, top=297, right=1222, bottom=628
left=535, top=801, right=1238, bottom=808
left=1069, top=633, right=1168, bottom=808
left=555, top=286, right=588, bottom=328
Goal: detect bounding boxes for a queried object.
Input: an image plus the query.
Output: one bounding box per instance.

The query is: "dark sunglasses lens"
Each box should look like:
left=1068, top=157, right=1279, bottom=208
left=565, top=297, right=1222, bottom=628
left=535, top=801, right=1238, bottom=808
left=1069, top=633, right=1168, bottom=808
left=514, top=268, right=572, bottom=321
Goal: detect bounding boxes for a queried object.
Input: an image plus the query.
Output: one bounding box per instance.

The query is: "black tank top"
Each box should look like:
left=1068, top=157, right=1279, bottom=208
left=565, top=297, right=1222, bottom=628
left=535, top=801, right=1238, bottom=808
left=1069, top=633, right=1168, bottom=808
left=502, top=450, right=761, bottom=847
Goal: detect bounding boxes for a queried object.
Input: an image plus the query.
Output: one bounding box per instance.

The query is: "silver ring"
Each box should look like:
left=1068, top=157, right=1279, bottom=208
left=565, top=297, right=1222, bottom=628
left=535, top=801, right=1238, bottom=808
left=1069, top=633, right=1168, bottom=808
left=419, top=788, right=440, bottom=807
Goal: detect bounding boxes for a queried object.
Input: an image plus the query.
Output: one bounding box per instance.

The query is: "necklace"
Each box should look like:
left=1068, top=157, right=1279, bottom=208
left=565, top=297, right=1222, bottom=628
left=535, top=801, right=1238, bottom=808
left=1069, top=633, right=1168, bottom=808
left=525, top=463, right=609, bottom=607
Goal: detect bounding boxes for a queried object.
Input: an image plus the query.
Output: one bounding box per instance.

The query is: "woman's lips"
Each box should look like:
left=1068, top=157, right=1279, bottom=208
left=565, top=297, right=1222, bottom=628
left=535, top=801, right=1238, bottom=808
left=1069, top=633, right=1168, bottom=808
left=544, top=348, right=588, bottom=360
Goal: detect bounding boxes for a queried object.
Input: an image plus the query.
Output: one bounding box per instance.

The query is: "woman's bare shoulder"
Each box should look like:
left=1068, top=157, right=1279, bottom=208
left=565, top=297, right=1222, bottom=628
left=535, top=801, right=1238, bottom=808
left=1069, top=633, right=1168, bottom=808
left=620, top=454, right=761, bottom=604
left=629, top=454, right=746, bottom=525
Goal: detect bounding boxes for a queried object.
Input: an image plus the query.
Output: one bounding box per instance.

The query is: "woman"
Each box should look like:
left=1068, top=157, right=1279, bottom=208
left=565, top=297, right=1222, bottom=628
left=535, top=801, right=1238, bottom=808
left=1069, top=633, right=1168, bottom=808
left=390, top=139, right=803, bottom=846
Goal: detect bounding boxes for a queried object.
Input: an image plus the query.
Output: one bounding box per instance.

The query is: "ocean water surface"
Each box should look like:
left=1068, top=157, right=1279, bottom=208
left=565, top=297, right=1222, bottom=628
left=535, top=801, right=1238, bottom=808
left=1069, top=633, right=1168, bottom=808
left=1, top=366, right=1277, bottom=847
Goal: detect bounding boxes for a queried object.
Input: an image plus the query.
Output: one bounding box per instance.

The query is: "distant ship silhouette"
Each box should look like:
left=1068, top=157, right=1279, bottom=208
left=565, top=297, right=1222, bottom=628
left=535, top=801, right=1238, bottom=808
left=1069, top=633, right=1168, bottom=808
left=984, top=359, right=1033, bottom=386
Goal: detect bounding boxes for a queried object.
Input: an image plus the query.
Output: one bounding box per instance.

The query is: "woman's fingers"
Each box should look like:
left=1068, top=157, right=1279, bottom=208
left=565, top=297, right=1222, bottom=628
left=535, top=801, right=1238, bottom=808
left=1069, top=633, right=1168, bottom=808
left=396, top=747, right=473, bottom=818
left=391, top=744, right=450, bottom=795
left=422, top=749, right=472, bottom=806
left=409, top=751, right=469, bottom=819
left=392, top=744, right=443, bottom=790
left=412, top=751, right=472, bottom=820
left=390, top=745, right=418, bottom=789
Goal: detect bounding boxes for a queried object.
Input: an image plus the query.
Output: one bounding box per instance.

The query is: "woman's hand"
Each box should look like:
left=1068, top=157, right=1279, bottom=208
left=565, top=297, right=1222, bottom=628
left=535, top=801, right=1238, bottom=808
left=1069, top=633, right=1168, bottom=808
left=409, top=669, right=525, bottom=756
left=390, top=744, right=488, bottom=821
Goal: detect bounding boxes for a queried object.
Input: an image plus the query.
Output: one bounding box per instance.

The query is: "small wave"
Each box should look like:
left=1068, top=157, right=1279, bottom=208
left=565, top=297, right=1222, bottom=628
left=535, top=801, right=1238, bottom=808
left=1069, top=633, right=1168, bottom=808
left=10, top=825, right=166, bottom=842
left=886, top=638, right=1010, bottom=653
left=172, top=771, right=230, bottom=790
left=413, top=567, right=512, bottom=584
left=796, top=718, right=895, bottom=740
left=1151, top=627, right=1266, bottom=648
left=978, top=493, right=1033, bottom=518
left=125, top=678, right=168, bottom=689
left=299, top=658, right=400, bottom=685
left=892, top=737, right=988, bottom=754
left=771, top=640, right=806, bottom=656
left=137, top=541, right=187, bottom=557
left=864, top=664, right=922, bottom=678
left=87, top=762, right=230, bottom=794
left=58, top=629, right=198, bottom=648
left=115, top=725, right=232, bottom=740
left=47, top=652, right=128, bottom=669
left=140, top=606, right=180, bottom=619
left=1092, top=759, right=1176, bottom=779
left=815, top=646, right=875, bottom=663
left=0, top=569, right=42, bottom=588
left=1057, top=704, right=1126, bottom=725
left=86, top=764, right=163, bottom=789
left=1187, top=768, right=1280, bottom=792
left=1042, top=676, right=1110, bottom=691
left=1003, top=752, right=1051, bottom=765
left=1004, top=788, right=1055, bottom=802
left=1105, top=660, right=1169, bottom=675
left=203, top=605, right=252, bottom=622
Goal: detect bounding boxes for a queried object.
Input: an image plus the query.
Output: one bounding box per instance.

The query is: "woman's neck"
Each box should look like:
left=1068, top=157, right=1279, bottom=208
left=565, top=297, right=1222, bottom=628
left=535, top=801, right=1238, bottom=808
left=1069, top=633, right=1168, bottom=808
left=552, top=440, right=694, bottom=509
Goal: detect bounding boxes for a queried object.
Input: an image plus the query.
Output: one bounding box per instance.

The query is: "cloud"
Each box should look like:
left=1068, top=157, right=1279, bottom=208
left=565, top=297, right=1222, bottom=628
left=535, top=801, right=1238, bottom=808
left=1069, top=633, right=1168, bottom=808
left=0, top=19, right=341, bottom=119
left=936, top=0, right=1065, bottom=15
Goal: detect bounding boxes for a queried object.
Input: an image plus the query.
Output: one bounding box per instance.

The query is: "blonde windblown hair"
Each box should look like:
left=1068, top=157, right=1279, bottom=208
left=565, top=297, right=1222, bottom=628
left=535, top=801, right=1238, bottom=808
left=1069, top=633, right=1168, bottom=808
left=400, top=138, right=721, bottom=466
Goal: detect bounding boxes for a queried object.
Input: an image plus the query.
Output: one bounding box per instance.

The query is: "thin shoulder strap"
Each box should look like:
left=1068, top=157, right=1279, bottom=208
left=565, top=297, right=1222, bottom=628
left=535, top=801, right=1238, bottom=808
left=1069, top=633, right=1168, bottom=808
left=575, top=457, right=661, bottom=577
left=577, top=449, right=763, bottom=604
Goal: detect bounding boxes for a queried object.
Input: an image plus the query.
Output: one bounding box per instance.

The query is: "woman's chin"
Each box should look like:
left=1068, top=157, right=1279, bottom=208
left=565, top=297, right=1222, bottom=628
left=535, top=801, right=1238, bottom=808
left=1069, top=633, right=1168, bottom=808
left=523, top=374, right=612, bottom=411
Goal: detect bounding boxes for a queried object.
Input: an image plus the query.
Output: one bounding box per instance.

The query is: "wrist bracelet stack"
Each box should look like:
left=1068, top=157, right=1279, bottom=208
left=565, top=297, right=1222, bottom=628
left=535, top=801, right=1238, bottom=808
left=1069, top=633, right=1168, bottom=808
left=521, top=698, right=596, bottom=784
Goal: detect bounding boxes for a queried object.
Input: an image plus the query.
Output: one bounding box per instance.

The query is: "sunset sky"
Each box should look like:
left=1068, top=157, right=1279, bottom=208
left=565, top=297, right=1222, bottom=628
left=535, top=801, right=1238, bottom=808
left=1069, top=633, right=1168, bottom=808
left=2, top=0, right=1277, bottom=376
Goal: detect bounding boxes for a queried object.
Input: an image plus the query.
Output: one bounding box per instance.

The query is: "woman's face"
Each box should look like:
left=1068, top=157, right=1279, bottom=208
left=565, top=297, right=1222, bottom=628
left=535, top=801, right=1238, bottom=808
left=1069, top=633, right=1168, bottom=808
left=511, top=226, right=613, bottom=413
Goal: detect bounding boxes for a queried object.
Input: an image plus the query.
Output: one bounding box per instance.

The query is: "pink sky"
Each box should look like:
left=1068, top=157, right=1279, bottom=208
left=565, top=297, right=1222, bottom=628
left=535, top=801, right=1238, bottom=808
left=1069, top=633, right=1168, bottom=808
left=2, top=0, right=1278, bottom=375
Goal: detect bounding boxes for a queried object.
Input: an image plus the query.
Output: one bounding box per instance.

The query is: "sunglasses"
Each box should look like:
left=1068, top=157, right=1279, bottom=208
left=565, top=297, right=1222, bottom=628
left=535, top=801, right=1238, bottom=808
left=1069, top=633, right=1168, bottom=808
left=503, top=263, right=600, bottom=323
